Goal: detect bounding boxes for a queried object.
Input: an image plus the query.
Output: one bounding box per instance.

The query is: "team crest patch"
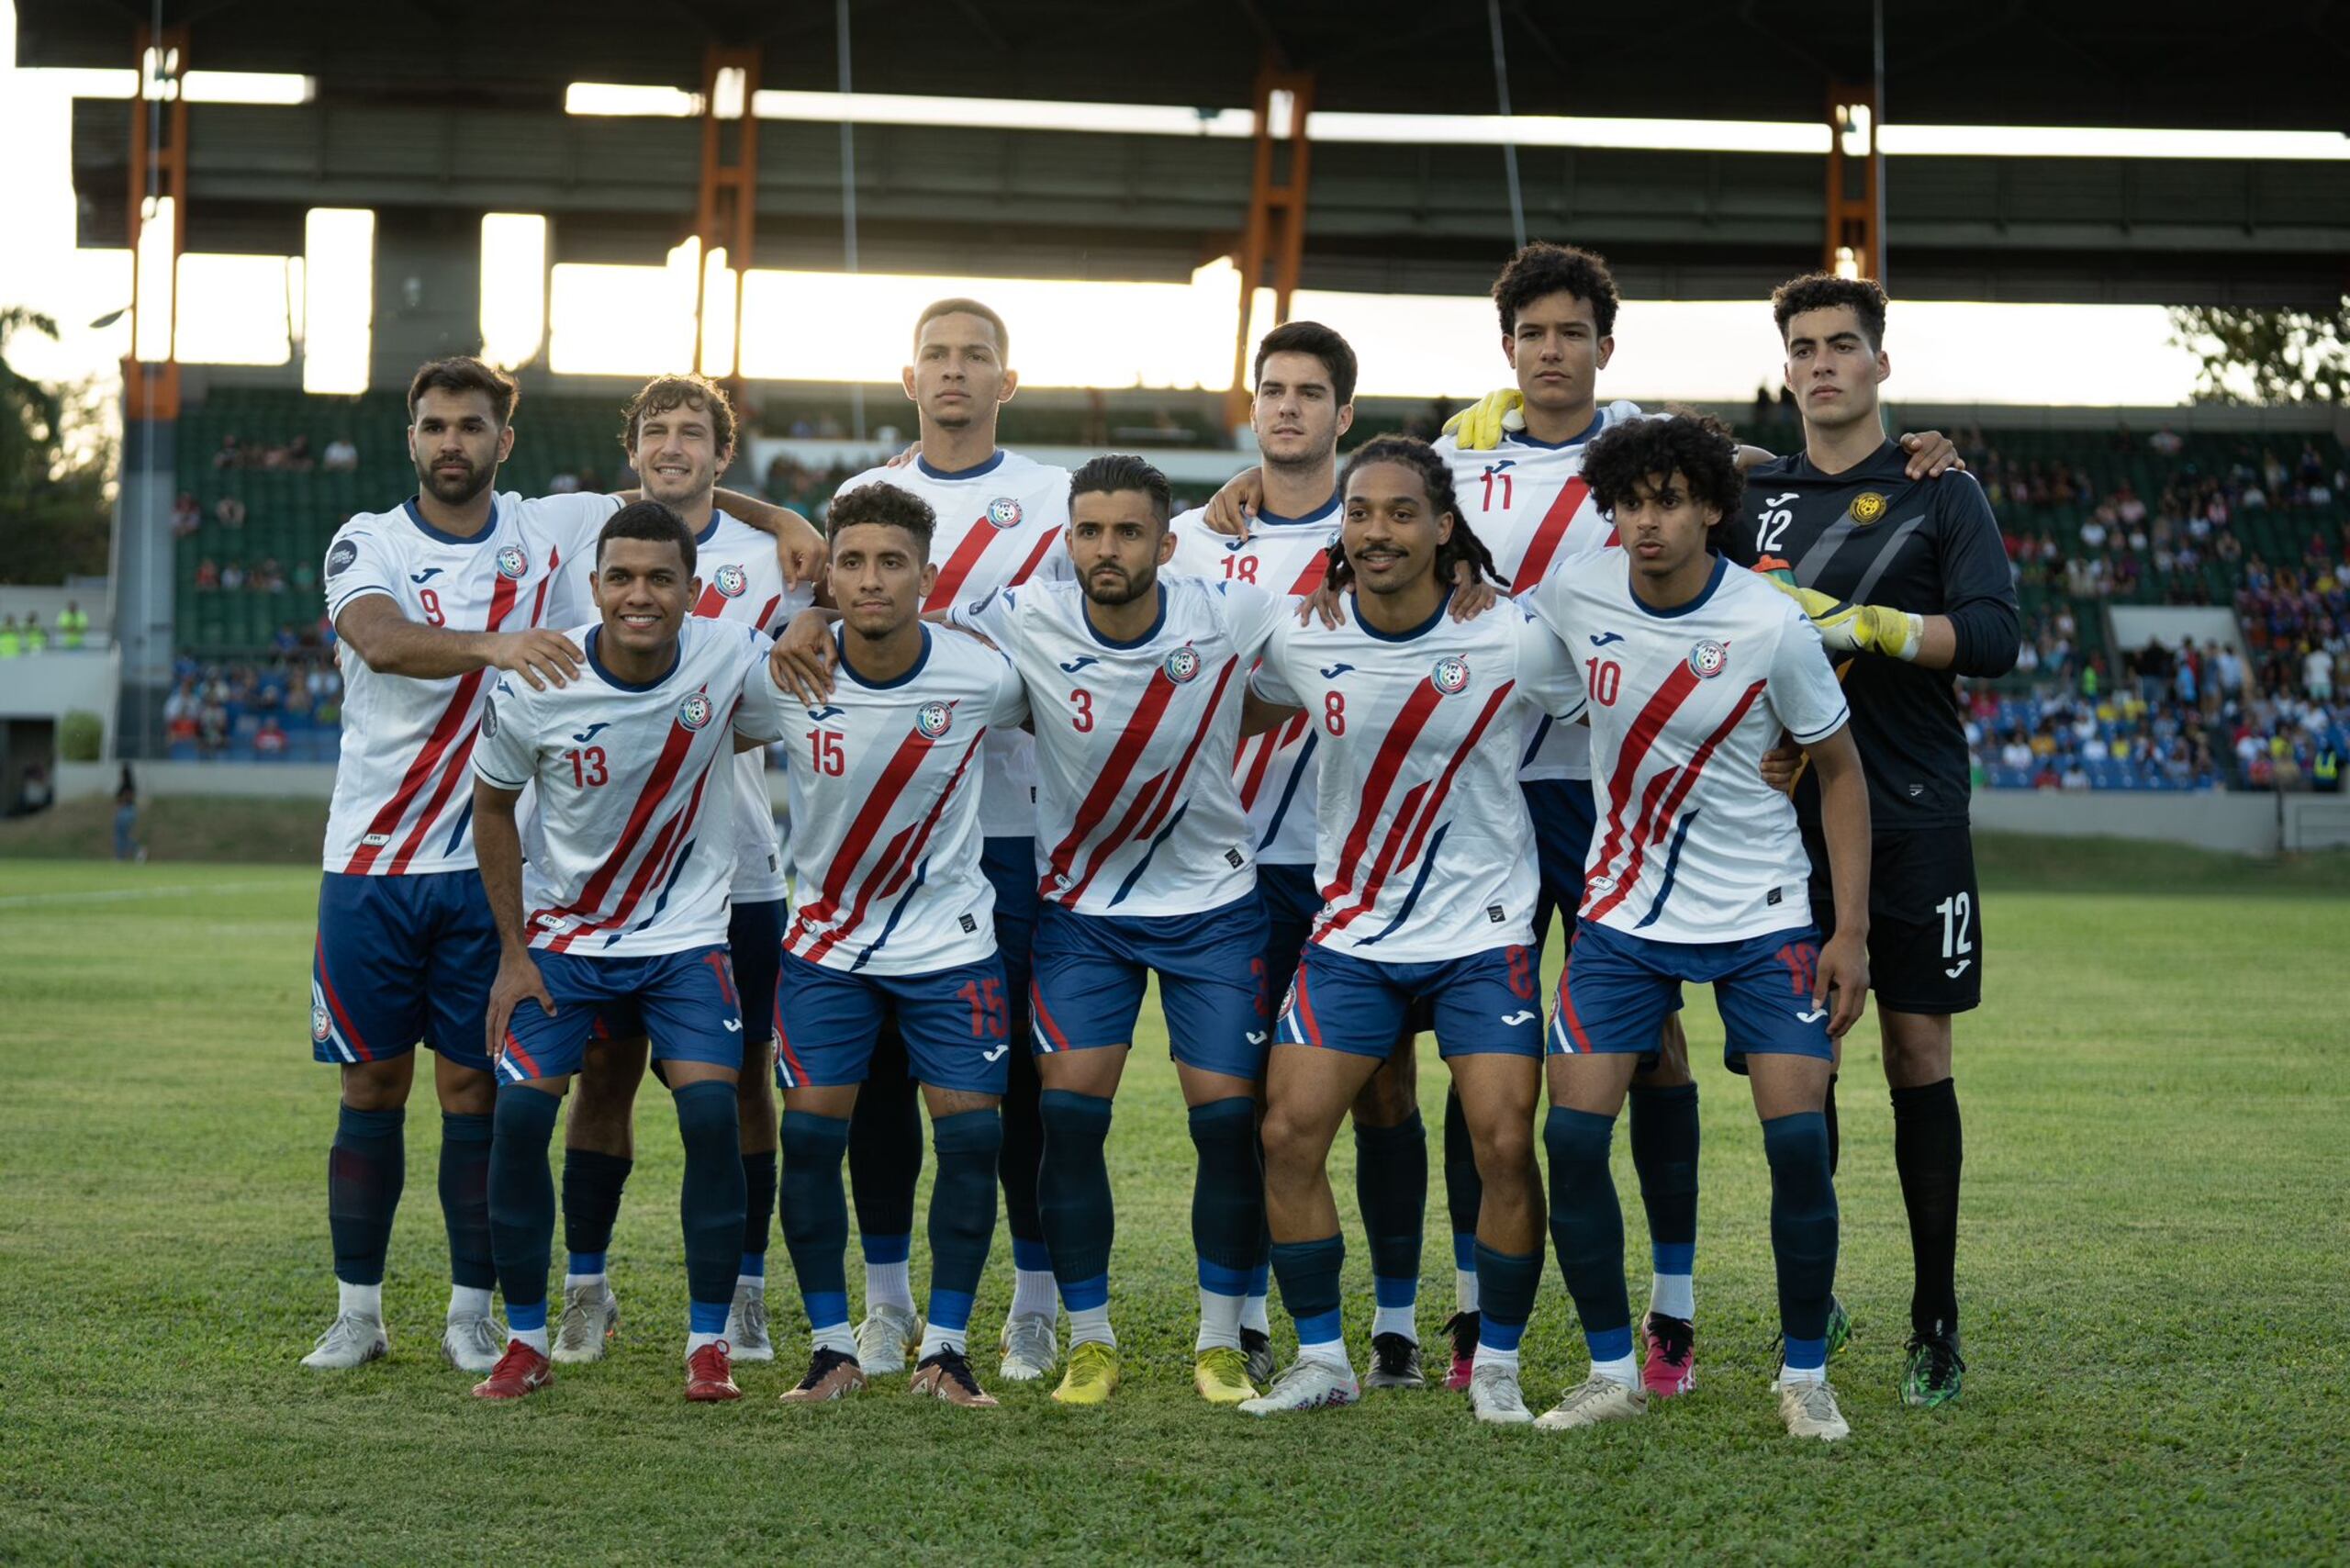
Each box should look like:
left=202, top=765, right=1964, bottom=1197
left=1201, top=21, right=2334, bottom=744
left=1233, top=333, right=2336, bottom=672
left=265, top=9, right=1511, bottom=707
left=1688, top=640, right=1729, bottom=679
left=916, top=700, right=954, bottom=738
left=714, top=563, right=748, bottom=598
left=1849, top=491, right=1888, bottom=526
left=1277, top=979, right=1298, bottom=1022
left=496, top=543, right=529, bottom=579
left=1163, top=644, right=1203, bottom=683
left=677, top=692, right=714, bottom=731
left=1432, top=656, right=1471, bottom=695
left=310, top=1001, right=332, bottom=1044
left=986, top=497, right=1024, bottom=530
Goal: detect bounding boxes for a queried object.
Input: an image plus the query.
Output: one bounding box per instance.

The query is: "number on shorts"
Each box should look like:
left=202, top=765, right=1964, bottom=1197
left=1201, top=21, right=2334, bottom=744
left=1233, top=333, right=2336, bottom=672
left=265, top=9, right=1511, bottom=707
left=1505, top=945, right=1535, bottom=1000
left=1935, top=892, right=1975, bottom=960
left=957, top=977, right=1007, bottom=1038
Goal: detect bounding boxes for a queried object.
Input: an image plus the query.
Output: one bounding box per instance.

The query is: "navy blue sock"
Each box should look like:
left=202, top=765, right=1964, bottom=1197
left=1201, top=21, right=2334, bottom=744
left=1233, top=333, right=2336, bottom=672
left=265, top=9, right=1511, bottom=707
left=1544, top=1106, right=1631, bottom=1359
left=780, top=1110, right=852, bottom=1333
left=1188, top=1098, right=1263, bottom=1287
left=1473, top=1240, right=1542, bottom=1355
left=560, top=1148, right=632, bottom=1273
left=1270, top=1235, right=1346, bottom=1350
left=1352, top=1111, right=1427, bottom=1305
left=672, top=1081, right=745, bottom=1323
left=927, top=1109, right=1002, bottom=1337
left=740, top=1149, right=777, bottom=1266
left=1000, top=1033, right=1047, bottom=1248
left=328, top=1104, right=405, bottom=1287
left=488, top=1089, right=560, bottom=1316
left=1763, top=1110, right=1839, bottom=1366
left=847, top=1024, right=921, bottom=1243
left=1892, top=1078, right=1963, bottom=1338
left=1628, top=1082, right=1699, bottom=1300
left=437, top=1111, right=496, bottom=1292
left=1038, top=1089, right=1115, bottom=1309
left=1442, top=1087, right=1482, bottom=1287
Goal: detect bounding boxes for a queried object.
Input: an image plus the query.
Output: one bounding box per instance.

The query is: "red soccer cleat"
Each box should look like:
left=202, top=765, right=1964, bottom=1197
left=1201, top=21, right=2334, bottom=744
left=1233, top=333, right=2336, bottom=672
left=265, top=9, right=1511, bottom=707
left=1441, top=1311, right=1479, bottom=1394
left=472, top=1339, right=554, bottom=1401
left=1641, top=1312, right=1697, bottom=1399
left=686, top=1340, right=743, bottom=1402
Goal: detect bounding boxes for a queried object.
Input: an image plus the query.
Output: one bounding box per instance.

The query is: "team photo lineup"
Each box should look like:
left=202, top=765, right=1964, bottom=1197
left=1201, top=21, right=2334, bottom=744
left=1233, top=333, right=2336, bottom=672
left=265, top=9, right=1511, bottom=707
left=300, top=241, right=2011, bottom=1442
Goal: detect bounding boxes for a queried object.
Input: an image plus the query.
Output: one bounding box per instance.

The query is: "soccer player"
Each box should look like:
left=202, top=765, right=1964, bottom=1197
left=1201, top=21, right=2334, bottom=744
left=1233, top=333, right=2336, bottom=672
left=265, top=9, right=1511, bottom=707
left=1729, top=274, right=2020, bottom=1408
left=949, top=454, right=1289, bottom=1406
left=1238, top=435, right=1584, bottom=1424
left=467, top=499, right=794, bottom=1402
left=766, top=483, right=1028, bottom=1409
left=1519, top=411, right=1868, bottom=1441
left=828, top=298, right=1071, bottom=1383
left=545, top=375, right=814, bottom=1369
left=1168, top=322, right=1440, bottom=1393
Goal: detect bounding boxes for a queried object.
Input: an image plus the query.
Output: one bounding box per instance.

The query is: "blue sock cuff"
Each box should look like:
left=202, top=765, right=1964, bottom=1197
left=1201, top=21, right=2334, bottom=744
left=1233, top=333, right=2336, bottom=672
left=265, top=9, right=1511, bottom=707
left=1198, top=1258, right=1253, bottom=1296
left=672, top=1079, right=736, bottom=1118
left=738, top=1252, right=766, bottom=1277
left=1587, top=1326, right=1634, bottom=1362
left=339, top=1104, right=405, bottom=1139
left=567, top=1252, right=608, bottom=1275
left=931, top=1107, right=1002, bottom=1155
left=1013, top=1237, right=1054, bottom=1272
left=1651, top=1241, right=1695, bottom=1274
left=439, top=1111, right=491, bottom=1142
left=781, top=1109, right=852, bottom=1147
left=1040, top=1089, right=1113, bottom=1129
left=1543, top=1104, right=1617, bottom=1159
left=1247, top=1262, right=1270, bottom=1296
left=1480, top=1315, right=1527, bottom=1353
left=804, top=1292, right=850, bottom=1331
left=688, top=1299, right=730, bottom=1335
left=1782, top=1336, right=1828, bottom=1372
left=494, top=1085, right=560, bottom=1134
left=1451, top=1232, right=1478, bottom=1272
left=928, top=1288, right=976, bottom=1334
left=1296, top=1308, right=1343, bottom=1344
left=1762, top=1111, right=1830, bottom=1161
left=861, top=1233, right=912, bottom=1266
left=1187, top=1096, right=1255, bottom=1133
left=1060, top=1271, right=1111, bottom=1312
left=1373, top=1274, right=1418, bottom=1308
left=508, top=1302, right=548, bottom=1334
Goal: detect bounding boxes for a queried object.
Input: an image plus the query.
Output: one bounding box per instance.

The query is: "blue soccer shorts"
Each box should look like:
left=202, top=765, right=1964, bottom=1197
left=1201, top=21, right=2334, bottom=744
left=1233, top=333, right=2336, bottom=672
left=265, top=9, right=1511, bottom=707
left=774, top=950, right=1011, bottom=1096
left=1551, top=919, right=1834, bottom=1069
left=497, top=944, right=746, bottom=1085
left=311, top=869, right=499, bottom=1074
left=589, top=897, right=784, bottom=1066
left=1273, top=941, right=1545, bottom=1060
left=1029, top=895, right=1271, bottom=1080
left=1257, top=861, right=1321, bottom=989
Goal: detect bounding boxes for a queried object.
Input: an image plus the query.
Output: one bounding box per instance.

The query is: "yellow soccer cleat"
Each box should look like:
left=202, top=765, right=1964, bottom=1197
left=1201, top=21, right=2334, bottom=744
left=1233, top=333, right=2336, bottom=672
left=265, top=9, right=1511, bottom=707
left=1438, top=386, right=1525, bottom=451
left=1051, top=1340, right=1121, bottom=1406
left=1193, top=1346, right=1259, bottom=1406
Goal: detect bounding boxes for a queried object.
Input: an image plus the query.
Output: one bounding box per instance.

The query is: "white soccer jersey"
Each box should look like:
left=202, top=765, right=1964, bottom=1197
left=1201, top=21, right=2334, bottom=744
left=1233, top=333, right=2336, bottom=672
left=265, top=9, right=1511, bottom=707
left=778, top=626, right=1030, bottom=975
left=320, top=490, right=621, bottom=876
left=1253, top=595, right=1586, bottom=962
left=1435, top=398, right=1642, bottom=781
left=835, top=449, right=1072, bottom=840
left=689, top=511, right=811, bottom=903
left=473, top=617, right=789, bottom=958
left=1521, top=553, right=1850, bottom=945
left=1168, top=495, right=1338, bottom=867
left=951, top=576, right=1290, bottom=915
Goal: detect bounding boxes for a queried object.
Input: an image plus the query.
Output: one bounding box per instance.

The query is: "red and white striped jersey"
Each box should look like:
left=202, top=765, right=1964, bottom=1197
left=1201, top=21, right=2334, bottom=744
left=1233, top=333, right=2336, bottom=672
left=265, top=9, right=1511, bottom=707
left=1167, top=495, right=1337, bottom=868
left=1521, top=553, right=1850, bottom=945
left=320, top=491, right=620, bottom=876
left=834, top=449, right=1072, bottom=839
left=1435, top=399, right=1642, bottom=781
left=1253, top=595, right=1586, bottom=962
left=474, top=616, right=789, bottom=957
left=950, top=576, right=1290, bottom=915
left=778, top=626, right=1029, bottom=975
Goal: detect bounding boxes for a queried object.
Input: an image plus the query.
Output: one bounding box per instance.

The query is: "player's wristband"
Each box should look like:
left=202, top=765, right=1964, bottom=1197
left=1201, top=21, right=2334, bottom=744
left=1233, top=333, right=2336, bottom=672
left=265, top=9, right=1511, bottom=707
left=1893, top=611, right=1927, bottom=661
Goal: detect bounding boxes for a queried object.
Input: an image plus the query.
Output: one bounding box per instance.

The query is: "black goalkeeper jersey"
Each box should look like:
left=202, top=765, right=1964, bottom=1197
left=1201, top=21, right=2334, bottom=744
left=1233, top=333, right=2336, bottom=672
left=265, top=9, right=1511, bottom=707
left=1721, top=442, right=2018, bottom=832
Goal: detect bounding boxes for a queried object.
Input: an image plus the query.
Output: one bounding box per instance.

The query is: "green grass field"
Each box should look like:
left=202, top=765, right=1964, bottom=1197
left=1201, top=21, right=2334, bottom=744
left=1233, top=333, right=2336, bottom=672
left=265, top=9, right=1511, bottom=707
left=2, top=852, right=2346, bottom=1564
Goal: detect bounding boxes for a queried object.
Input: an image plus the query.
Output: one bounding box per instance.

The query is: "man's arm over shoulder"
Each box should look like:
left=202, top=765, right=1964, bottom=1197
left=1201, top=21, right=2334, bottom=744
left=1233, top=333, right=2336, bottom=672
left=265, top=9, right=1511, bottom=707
left=1933, top=473, right=2020, bottom=679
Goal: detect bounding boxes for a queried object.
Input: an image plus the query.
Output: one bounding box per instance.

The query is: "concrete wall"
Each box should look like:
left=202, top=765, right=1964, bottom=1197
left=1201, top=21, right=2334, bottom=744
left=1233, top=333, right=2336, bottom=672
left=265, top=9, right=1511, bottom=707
left=1969, top=788, right=2282, bottom=854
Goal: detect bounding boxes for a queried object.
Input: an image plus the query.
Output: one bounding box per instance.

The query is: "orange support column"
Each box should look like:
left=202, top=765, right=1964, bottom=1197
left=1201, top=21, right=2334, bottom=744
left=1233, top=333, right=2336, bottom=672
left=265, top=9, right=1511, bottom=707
left=123, top=25, right=189, bottom=421
left=1823, top=82, right=1884, bottom=282
left=694, top=45, right=761, bottom=386
left=1225, top=65, right=1316, bottom=430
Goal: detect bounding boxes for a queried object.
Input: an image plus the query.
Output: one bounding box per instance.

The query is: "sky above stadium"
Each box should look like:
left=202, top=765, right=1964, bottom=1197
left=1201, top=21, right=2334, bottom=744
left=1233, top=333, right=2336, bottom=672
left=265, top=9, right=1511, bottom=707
left=0, top=0, right=2214, bottom=409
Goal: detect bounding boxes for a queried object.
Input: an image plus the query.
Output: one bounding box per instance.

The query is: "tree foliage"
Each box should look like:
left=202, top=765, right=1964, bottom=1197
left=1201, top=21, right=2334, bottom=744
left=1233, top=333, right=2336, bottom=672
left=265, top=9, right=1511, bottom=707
left=0, top=308, right=114, bottom=584
left=2167, top=298, right=2350, bottom=406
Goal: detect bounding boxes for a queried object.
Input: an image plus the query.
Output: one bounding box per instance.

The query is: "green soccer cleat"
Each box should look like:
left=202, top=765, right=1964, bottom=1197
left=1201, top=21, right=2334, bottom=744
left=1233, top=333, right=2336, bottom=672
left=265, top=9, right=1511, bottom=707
left=1826, top=1294, right=1853, bottom=1360
left=1901, top=1327, right=1964, bottom=1409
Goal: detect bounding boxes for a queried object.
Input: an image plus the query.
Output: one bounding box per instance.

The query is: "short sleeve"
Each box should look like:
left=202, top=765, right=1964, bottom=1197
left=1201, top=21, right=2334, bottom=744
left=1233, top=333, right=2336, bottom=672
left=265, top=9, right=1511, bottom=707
left=1513, top=568, right=1574, bottom=646
left=324, top=525, right=398, bottom=620
left=1766, top=609, right=1851, bottom=745
left=732, top=633, right=790, bottom=745
left=1250, top=623, right=1302, bottom=708
left=1212, top=579, right=1287, bottom=660
left=472, top=678, right=536, bottom=790
left=532, top=491, right=625, bottom=560
left=1511, top=610, right=1587, bottom=723
left=947, top=585, right=1024, bottom=650
left=986, top=653, right=1031, bottom=730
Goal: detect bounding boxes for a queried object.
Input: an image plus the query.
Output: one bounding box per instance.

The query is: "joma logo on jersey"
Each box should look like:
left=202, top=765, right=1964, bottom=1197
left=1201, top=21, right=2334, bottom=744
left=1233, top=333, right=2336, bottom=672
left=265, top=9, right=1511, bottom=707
left=1849, top=491, right=1888, bottom=526
left=986, top=497, right=1024, bottom=529
left=1432, top=656, right=1471, bottom=695
left=713, top=563, right=748, bottom=598
left=1163, top=644, right=1203, bottom=684
left=677, top=692, right=714, bottom=731
left=495, top=544, right=529, bottom=580
left=1688, top=640, right=1730, bottom=679
left=915, top=700, right=954, bottom=739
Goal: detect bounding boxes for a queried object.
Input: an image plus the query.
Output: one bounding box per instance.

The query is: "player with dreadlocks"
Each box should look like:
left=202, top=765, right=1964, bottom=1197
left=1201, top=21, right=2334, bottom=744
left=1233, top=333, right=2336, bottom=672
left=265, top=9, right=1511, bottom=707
left=1237, top=436, right=1588, bottom=1425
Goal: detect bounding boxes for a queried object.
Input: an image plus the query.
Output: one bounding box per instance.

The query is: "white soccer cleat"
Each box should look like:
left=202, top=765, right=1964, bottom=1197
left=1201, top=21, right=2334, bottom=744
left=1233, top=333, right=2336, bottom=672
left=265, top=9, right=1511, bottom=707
left=856, top=1303, right=923, bottom=1376
left=300, top=1311, right=388, bottom=1370
left=726, top=1284, right=775, bottom=1362
left=997, top=1311, right=1058, bottom=1383
left=552, top=1280, right=621, bottom=1365
left=1775, top=1375, right=1852, bottom=1441
left=1534, top=1374, right=1648, bottom=1430
left=1468, top=1362, right=1535, bottom=1425
left=442, top=1311, right=506, bottom=1374
left=1237, top=1359, right=1360, bottom=1417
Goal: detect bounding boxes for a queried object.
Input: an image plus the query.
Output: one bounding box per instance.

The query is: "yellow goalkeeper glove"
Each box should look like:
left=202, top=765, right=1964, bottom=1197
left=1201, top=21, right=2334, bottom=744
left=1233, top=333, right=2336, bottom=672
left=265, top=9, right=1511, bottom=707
left=1754, top=569, right=1925, bottom=660
left=1438, top=387, right=1524, bottom=451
